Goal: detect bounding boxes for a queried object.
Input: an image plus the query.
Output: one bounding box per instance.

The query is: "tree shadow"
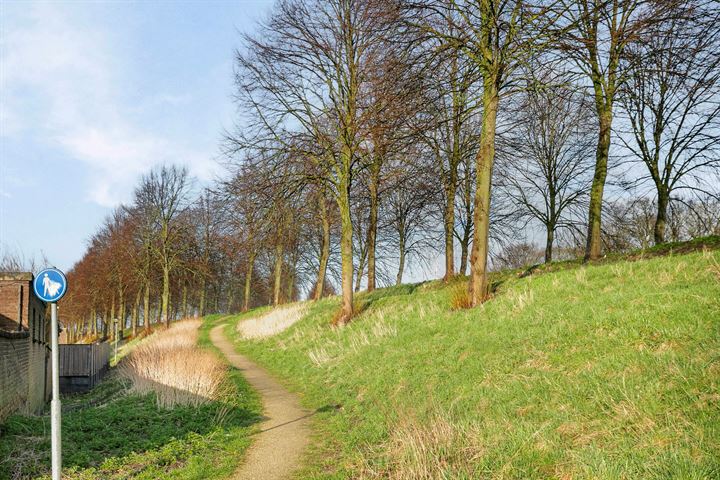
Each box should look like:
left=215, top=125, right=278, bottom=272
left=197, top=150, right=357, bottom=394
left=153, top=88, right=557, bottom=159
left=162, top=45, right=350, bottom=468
left=256, top=403, right=342, bottom=434
left=351, top=282, right=425, bottom=318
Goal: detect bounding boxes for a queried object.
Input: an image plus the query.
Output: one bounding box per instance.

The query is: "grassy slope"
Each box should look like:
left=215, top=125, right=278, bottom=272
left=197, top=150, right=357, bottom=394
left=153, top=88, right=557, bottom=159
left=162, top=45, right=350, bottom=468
left=225, top=244, right=720, bottom=479
left=0, top=315, right=262, bottom=480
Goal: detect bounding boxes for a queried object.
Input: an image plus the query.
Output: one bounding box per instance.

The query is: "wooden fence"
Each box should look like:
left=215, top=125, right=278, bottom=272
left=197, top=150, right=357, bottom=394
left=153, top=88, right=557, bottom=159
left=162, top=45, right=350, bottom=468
left=59, top=342, right=110, bottom=393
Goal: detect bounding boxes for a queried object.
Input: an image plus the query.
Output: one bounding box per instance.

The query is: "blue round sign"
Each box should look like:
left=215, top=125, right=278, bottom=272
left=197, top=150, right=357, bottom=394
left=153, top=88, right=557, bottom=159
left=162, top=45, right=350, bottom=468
left=33, top=268, right=68, bottom=303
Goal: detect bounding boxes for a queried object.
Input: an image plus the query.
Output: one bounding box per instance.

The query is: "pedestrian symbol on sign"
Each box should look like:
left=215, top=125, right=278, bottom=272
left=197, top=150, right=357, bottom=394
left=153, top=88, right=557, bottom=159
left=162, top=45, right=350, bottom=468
left=43, top=273, right=62, bottom=298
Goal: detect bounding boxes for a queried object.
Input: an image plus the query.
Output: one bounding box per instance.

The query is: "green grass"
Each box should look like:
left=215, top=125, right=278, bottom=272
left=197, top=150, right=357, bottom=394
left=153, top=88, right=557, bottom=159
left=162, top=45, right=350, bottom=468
left=0, top=316, right=262, bottom=480
left=223, top=242, right=720, bottom=479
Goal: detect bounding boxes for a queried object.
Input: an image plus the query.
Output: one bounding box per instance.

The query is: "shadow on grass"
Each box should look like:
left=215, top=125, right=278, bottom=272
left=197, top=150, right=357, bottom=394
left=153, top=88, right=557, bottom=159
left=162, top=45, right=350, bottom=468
left=520, top=234, right=720, bottom=278
left=352, top=282, right=425, bottom=317
left=0, top=376, right=262, bottom=479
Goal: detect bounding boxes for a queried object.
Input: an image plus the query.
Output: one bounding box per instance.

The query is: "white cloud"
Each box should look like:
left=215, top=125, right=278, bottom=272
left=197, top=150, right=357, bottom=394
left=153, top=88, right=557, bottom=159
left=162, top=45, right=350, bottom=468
left=1, top=2, right=218, bottom=207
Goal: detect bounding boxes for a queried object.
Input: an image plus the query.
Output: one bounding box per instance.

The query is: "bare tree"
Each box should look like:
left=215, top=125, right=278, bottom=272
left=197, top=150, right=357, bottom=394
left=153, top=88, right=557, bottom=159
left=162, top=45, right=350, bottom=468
left=414, top=0, right=562, bottom=304
left=312, top=185, right=334, bottom=299
left=602, top=197, right=657, bottom=250
left=558, top=0, right=673, bottom=260
left=618, top=0, right=720, bottom=244
left=134, top=165, right=191, bottom=327
left=385, top=160, right=438, bottom=284
left=413, top=32, right=481, bottom=281
left=224, top=166, right=271, bottom=312
left=0, top=245, right=48, bottom=272
left=188, top=188, right=227, bottom=317
left=497, top=80, right=595, bottom=262
left=230, top=0, right=398, bottom=324
left=492, top=242, right=544, bottom=270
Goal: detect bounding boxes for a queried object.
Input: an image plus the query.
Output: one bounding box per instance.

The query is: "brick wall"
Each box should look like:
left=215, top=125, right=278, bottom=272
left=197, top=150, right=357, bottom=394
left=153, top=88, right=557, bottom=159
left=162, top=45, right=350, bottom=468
left=0, top=281, right=25, bottom=331
left=0, top=273, right=50, bottom=422
left=0, top=331, right=30, bottom=421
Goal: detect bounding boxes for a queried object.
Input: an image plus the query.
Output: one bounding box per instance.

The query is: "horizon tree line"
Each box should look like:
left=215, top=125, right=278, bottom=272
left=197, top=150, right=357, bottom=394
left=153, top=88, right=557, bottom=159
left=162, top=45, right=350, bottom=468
left=19, top=0, right=718, bottom=340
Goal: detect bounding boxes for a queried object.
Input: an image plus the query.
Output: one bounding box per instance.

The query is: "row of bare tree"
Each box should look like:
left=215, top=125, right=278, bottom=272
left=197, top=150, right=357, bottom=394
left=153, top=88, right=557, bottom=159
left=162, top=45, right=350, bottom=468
left=52, top=0, right=719, bottom=338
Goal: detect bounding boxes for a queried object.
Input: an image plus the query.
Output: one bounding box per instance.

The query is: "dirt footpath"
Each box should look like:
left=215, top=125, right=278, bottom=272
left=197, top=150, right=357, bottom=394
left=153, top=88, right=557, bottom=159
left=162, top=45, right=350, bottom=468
left=210, top=325, right=310, bottom=480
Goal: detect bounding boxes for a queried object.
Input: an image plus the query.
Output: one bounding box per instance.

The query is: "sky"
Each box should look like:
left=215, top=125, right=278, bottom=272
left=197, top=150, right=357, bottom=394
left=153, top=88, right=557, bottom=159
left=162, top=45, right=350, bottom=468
left=0, top=0, right=273, bottom=272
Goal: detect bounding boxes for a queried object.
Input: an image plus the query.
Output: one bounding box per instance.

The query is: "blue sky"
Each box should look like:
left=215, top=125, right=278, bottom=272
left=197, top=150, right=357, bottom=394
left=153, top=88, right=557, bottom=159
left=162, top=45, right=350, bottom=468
left=0, top=0, right=273, bottom=271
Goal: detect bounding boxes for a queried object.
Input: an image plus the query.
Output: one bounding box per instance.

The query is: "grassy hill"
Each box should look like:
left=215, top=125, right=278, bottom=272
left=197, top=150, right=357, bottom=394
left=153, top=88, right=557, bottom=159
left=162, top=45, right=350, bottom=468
left=219, top=239, right=720, bottom=479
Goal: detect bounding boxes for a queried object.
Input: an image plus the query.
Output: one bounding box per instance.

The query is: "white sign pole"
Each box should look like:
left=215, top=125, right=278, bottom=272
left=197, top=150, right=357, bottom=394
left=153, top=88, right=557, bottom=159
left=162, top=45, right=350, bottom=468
left=34, top=267, right=67, bottom=480
left=50, top=302, right=61, bottom=480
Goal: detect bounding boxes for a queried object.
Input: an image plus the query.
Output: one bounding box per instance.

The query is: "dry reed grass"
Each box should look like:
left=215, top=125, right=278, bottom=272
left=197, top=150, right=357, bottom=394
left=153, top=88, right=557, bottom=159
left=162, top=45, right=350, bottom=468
left=237, top=303, right=309, bottom=339
left=449, top=283, right=472, bottom=310
left=118, top=319, right=228, bottom=408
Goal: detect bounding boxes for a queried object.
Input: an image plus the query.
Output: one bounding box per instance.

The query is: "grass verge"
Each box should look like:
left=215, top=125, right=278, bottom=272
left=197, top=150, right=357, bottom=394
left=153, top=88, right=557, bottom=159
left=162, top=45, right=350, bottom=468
left=224, top=243, right=720, bottom=479
left=0, top=316, right=262, bottom=480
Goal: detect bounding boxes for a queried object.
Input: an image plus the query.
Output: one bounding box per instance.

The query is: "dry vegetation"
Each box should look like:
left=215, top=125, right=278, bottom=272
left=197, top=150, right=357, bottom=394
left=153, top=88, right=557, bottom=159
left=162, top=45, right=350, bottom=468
left=236, top=303, right=308, bottom=339
left=118, top=319, right=227, bottom=408
left=359, top=413, right=484, bottom=480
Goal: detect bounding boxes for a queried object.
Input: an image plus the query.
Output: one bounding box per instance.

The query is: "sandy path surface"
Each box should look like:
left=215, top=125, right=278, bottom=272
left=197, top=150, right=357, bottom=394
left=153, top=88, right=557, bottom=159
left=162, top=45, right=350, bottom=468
left=210, top=324, right=310, bottom=480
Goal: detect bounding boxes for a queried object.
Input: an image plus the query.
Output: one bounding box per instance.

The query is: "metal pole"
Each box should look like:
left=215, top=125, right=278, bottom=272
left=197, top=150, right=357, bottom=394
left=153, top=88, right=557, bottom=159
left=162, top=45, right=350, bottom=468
left=50, top=302, right=61, bottom=480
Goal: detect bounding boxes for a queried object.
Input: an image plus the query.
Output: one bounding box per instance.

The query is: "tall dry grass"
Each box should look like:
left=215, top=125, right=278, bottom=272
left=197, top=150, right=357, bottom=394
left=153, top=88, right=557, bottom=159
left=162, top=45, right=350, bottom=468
left=237, top=303, right=308, bottom=339
left=118, top=319, right=227, bottom=408
left=361, top=413, right=484, bottom=479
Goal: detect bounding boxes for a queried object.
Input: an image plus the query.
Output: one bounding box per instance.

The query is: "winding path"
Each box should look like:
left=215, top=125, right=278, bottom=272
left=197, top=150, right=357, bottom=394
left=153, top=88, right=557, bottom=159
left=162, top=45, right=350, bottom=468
left=210, top=324, right=310, bottom=480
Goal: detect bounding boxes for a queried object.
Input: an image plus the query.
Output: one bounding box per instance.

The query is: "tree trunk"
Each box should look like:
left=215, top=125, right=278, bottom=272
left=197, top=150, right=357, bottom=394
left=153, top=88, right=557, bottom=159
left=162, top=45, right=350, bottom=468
left=109, top=296, right=115, bottom=341
left=102, top=306, right=109, bottom=340
left=468, top=83, right=499, bottom=306
left=545, top=226, right=554, bottom=263
left=396, top=228, right=406, bottom=285
left=654, top=186, right=669, bottom=244
left=162, top=266, right=170, bottom=327
left=143, top=281, right=151, bottom=333
left=198, top=277, right=206, bottom=316
left=132, top=289, right=140, bottom=336
left=337, top=175, right=354, bottom=325
left=286, top=270, right=295, bottom=303
left=459, top=226, right=470, bottom=276
left=314, top=194, right=331, bottom=301
left=459, top=164, right=473, bottom=275
left=117, top=289, right=125, bottom=337
left=443, top=183, right=456, bottom=281
left=243, top=251, right=256, bottom=312
left=354, top=252, right=366, bottom=292
left=273, top=232, right=284, bottom=306
left=585, top=107, right=612, bottom=261
left=182, top=283, right=188, bottom=319
left=226, top=287, right=235, bottom=314
left=444, top=52, right=462, bottom=281
left=367, top=163, right=380, bottom=291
